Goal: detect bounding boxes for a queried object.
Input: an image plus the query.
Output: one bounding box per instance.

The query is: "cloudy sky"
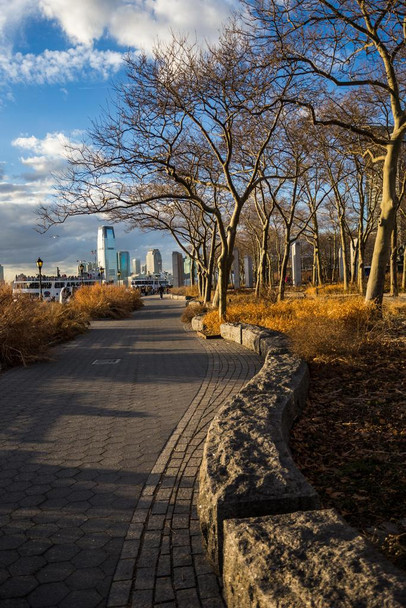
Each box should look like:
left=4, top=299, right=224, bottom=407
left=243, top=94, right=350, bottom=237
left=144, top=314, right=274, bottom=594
left=0, top=0, right=236, bottom=281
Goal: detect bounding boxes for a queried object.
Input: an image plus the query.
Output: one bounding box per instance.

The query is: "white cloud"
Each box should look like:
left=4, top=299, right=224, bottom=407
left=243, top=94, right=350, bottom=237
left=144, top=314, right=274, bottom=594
left=12, top=132, right=74, bottom=175
left=0, top=46, right=124, bottom=85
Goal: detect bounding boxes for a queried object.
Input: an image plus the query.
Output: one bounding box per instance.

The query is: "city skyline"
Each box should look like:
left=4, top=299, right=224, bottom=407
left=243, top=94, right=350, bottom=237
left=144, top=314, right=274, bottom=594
left=0, top=0, right=236, bottom=282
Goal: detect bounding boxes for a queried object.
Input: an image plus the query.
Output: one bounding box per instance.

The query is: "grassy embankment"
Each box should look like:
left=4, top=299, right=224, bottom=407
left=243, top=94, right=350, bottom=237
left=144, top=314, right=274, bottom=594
left=0, top=283, right=143, bottom=369
left=191, top=286, right=406, bottom=569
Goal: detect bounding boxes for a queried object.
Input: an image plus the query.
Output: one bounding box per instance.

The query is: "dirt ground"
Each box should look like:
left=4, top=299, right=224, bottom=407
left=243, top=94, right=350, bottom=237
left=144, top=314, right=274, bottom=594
left=290, top=312, right=406, bottom=570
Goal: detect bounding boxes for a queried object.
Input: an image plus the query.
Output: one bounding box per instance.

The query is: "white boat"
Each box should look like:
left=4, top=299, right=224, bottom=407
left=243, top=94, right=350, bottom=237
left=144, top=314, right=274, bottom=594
left=129, top=276, right=169, bottom=294
left=12, top=274, right=97, bottom=301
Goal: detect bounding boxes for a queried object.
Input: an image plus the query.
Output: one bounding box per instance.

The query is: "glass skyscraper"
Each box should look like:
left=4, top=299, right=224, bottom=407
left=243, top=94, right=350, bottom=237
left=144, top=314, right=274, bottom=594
left=117, top=251, right=130, bottom=278
left=97, top=226, right=118, bottom=282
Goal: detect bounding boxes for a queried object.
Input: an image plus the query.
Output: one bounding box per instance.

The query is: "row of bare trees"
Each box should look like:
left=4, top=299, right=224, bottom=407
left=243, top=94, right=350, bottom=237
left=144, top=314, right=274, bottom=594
left=40, top=1, right=406, bottom=318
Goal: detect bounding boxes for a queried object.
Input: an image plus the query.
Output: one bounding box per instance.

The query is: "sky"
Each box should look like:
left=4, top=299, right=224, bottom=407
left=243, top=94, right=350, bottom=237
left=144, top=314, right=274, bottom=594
left=0, top=0, right=236, bottom=281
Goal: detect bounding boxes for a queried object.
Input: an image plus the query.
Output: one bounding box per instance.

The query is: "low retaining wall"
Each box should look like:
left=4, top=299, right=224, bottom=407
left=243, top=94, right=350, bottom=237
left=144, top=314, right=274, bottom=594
left=198, top=322, right=406, bottom=606
left=223, top=511, right=406, bottom=607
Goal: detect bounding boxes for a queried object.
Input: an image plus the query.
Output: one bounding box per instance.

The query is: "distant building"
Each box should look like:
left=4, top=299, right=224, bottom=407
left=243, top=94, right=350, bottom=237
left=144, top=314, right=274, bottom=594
left=172, top=252, right=184, bottom=287
left=97, top=226, right=118, bottom=282
left=131, top=258, right=141, bottom=276
left=117, top=251, right=130, bottom=278
left=146, top=249, right=162, bottom=275
left=0, top=264, right=4, bottom=283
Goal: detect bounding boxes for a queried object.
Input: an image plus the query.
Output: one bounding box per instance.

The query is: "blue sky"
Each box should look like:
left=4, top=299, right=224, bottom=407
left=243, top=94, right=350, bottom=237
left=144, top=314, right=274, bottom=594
left=0, top=0, right=236, bottom=281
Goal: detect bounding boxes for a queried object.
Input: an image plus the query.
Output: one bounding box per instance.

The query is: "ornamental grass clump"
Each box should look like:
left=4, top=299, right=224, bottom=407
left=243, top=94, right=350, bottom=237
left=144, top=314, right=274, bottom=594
left=71, top=284, right=143, bottom=319
left=0, top=285, right=89, bottom=368
left=203, top=295, right=384, bottom=363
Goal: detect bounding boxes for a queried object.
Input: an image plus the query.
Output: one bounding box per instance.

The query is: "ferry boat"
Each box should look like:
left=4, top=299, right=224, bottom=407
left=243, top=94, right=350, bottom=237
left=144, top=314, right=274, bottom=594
left=12, top=274, right=97, bottom=301
left=129, top=276, right=170, bottom=294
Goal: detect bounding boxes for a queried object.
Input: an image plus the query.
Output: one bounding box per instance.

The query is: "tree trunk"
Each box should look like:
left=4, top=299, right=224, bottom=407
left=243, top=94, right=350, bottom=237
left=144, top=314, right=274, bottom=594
left=390, top=219, right=398, bottom=297
left=277, top=242, right=290, bottom=301
left=339, top=217, right=349, bottom=291
left=255, top=225, right=269, bottom=297
left=366, top=140, right=402, bottom=305
left=357, top=236, right=365, bottom=295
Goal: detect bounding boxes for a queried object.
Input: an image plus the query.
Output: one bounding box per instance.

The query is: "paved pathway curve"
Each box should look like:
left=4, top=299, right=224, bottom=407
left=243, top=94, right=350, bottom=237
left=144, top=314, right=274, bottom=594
left=0, top=296, right=262, bottom=607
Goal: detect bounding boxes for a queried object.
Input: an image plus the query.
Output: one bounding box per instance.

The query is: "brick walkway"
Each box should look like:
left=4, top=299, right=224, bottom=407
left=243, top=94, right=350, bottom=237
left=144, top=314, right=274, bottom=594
left=0, top=297, right=262, bottom=607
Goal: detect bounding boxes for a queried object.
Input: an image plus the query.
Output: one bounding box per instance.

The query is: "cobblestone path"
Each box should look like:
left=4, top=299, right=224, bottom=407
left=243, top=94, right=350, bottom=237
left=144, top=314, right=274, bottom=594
left=0, top=297, right=261, bottom=607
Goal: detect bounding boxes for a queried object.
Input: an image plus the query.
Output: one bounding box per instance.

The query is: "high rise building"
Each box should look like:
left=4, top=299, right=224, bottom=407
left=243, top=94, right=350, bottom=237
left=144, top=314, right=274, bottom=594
left=131, top=258, right=141, bottom=276
left=117, top=251, right=130, bottom=278
left=0, top=264, right=4, bottom=283
left=172, top=252, right=184, bottom=287
left=146, top=249, right=162, bottom=275
left=97, top=226, right=118, bottom=282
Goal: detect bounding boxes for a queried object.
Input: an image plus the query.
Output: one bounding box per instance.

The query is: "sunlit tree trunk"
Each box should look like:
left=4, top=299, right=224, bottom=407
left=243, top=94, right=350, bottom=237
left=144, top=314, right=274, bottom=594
left=366, top=140, right=402, bottom=305
left=390, top=219, right=398, bottom=297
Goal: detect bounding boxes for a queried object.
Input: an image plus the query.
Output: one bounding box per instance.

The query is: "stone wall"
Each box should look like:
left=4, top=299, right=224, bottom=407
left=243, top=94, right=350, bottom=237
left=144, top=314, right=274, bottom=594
left=198, top=322, right=406, bottom=606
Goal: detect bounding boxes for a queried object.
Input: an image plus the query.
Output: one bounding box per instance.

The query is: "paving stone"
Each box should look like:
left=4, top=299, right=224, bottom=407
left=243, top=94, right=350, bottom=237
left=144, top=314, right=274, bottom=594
left=44, top=544, right=80, bottom=562
left=154, top=576, right=175, bottom=603
left=130, top=588, right=153, bottom=608
left=173, top=566, right=195, bottom=590
left=60, top=588, right=103, bottom=608
left=0, top=299, right=261, bottom=608
left=8, top=556, right=45, bottom=577
left=36, top=562, right=74, bottom=584
left=0, top=575, right=38, bottom=598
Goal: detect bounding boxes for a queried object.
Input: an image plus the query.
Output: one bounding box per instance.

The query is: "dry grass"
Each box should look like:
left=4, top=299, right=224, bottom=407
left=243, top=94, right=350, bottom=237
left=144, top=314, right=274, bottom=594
left=71, top=284, right=143, bottom=319
left=201, top=291, right=406, bottom=568
left=180, top=303, right=208, bottom=324
left=0, top=284, right=144, bottom=369
left=203, top=294, right=406, bottom=363
left=305, top=282, right=361, bottom=296
left=170, top=285, right=200, bottom=297
left=0, top=285, right=89, bottom=368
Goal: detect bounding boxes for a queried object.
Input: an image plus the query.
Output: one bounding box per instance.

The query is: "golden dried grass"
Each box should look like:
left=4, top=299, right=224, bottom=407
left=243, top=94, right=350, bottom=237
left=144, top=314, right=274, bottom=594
left=0, top=284, right=144, bottom=369
left=170, top=285, right=200, bottom=297
left=71, top=284, right=143, bottom=319
left=0, top=285, right=89, bottom=368
left=203, top=295, right=406, bottom=363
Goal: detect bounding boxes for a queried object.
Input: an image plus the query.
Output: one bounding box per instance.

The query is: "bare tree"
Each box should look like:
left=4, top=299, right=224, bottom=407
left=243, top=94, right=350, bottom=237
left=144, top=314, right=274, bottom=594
left=40, top=30, right=290, bottom=318
left=245, top=0, right=406, bottom=305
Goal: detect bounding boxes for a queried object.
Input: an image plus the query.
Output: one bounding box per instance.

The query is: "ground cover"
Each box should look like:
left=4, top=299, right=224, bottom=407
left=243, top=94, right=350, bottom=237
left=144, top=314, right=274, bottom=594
left=202, top=290, right=406, bottom=569
left=0, top=284, right=143, bottom=369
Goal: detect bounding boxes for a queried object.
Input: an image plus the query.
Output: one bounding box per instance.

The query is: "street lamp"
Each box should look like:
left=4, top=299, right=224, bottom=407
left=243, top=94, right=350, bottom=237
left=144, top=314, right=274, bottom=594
left=99, top=266, right=104, bottom=285
left=79, top=263, right=84, bottom=285
left=36, top=257, right=43, bottom=300
left=117, top=270, right=121, bottom=285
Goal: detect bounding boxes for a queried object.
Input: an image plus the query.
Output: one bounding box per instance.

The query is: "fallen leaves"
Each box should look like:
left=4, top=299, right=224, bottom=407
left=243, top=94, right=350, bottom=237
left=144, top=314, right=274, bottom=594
left=290, top=320, right=406, bottom=570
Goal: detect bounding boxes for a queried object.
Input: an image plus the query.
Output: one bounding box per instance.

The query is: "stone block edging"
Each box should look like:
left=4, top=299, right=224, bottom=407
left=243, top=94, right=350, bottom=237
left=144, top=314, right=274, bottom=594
left=198, top=322, right=406, bottom=606
left=223, top=510, right=406, bottom=607
left=169, top=294, right=192, bottom=301
left=198, top=323, right=320, bottom=574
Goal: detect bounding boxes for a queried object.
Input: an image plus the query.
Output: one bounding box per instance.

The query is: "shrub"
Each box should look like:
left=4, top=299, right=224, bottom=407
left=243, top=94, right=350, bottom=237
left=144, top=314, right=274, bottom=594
left=0, top=285, right=89, bottom=368
left=202, top=295, right=406, bottom=363
left=170, top=285, right=200, bottom=297
left=0, top=283, right=143, bottom=369
left=71, top=284, right=143, bottom=319
left=180, top=303, right=208, bottom=324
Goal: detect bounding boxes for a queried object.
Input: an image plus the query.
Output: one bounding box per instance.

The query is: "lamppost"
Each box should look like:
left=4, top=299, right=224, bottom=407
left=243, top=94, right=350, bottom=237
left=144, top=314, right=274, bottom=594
left=36, top=257, right=43, bottom=300
left=117, top=270, right=121, bottom=286
left=99, top=266, right=104, bottom=285
left=79, top=263, right=84, bottom=285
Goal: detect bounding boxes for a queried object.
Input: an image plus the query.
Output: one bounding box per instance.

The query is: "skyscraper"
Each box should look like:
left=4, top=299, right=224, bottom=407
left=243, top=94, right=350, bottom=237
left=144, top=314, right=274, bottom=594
left=131, top=258, right=141, bottom=276
left=0, top=264, right=4, bottom=284
left=172, top=252, right=184, bottom=287
left=97, top=226, right=118, bottom=282
left=146, top=249, right=162, bottom=275
left=117, top=251, right=130, bottom=278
